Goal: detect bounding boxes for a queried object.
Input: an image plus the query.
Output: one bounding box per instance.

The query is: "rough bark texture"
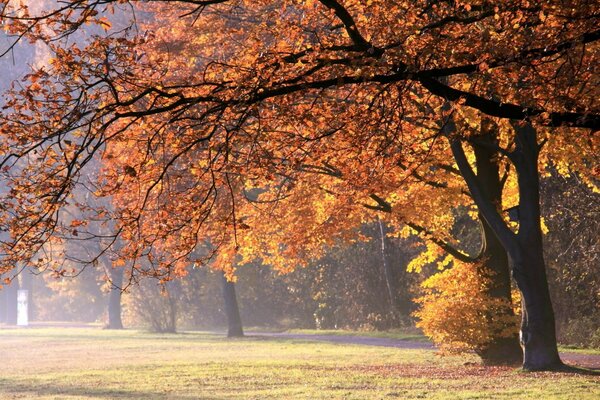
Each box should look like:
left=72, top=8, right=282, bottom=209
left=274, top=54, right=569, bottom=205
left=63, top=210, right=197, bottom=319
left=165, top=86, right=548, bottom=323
left=222, top=274, right=244, bottom=337
left=472, top=125, right=522, bottom=365
left=106, top=266, right=124, bottom=329
left=510, top=124, right=562, bottom=370
left=452, top=122, right=563, bottom=370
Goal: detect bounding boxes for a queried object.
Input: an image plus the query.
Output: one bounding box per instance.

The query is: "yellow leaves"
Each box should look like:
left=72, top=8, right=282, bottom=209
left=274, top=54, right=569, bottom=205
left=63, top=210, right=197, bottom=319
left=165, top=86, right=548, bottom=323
left=415, top=261, right=520, bottom=354
left=540, top=216, right=549, bottom=235
left=98, top=17, right=112, bottom=30
left=407, top=242, right=442, bottom=273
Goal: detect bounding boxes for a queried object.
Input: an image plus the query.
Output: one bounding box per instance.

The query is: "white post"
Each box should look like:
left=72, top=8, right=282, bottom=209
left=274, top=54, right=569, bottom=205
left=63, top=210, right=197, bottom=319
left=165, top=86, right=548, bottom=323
left=17, top=290, right=28, bottom=326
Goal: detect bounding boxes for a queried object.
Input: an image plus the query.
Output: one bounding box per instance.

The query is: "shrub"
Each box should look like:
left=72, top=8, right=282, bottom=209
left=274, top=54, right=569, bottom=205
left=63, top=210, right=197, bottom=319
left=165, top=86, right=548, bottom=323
left=414, top=261, right=520, bottom=355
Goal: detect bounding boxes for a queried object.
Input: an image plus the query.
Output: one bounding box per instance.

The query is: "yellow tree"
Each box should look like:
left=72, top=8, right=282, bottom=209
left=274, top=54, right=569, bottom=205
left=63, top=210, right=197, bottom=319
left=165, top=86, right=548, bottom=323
left=0, top=0, right=598, bottom=370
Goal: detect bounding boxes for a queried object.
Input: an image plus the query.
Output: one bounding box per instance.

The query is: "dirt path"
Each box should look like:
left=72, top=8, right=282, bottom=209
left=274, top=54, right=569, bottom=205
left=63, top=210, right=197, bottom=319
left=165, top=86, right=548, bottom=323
left=254, top=332, right=600, bottom=369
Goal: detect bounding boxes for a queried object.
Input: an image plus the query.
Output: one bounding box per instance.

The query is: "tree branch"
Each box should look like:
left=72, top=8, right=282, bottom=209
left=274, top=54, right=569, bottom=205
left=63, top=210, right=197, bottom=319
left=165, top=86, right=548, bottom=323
left=317, top=0, right=383, bottom=55
left=450, top=138, right=518, bottom=254
left=418, top=77, right=600, bottom=129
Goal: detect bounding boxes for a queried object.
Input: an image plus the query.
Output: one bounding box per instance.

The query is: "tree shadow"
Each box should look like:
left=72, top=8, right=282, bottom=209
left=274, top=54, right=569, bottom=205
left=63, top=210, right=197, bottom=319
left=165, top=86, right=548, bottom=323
left=519, top=363, right=600, bottom=376
left=0, top=377, right=215, bottom=399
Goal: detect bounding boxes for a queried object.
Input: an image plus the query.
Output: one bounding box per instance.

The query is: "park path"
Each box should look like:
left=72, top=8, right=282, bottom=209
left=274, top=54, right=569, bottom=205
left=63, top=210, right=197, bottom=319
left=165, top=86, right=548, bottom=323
left=253, top=332, right=600, bottom=370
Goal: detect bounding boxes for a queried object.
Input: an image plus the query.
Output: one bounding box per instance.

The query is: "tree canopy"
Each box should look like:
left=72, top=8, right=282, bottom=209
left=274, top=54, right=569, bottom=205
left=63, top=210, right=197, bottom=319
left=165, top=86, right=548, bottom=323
left=0, top=0, right=598, bottom=370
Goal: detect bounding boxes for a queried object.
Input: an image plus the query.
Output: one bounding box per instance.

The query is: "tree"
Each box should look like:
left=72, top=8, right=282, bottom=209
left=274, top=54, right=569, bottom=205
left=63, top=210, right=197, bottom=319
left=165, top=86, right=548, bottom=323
left=0, top=0, right=598, bottom=370
left=222, top=273, right=244, bottom=337
left=1, top=275, right=19, bottom=325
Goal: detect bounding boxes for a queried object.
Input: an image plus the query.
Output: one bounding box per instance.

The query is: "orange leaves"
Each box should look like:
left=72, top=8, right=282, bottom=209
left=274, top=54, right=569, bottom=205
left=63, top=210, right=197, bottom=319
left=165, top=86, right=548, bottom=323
left=415, top=261, right=520, bottom=355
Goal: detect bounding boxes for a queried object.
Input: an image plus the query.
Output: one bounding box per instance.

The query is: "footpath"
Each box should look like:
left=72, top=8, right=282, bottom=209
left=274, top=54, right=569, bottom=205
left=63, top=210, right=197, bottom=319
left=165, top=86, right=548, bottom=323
left=255, top=331, right=600, bottom=370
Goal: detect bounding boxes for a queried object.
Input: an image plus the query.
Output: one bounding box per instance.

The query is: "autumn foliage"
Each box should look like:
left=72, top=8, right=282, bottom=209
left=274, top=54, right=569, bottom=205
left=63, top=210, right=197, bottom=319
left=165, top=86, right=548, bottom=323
left=415, top=261, right=520, bottom=355
left=0, top=0, right=598, bottom=370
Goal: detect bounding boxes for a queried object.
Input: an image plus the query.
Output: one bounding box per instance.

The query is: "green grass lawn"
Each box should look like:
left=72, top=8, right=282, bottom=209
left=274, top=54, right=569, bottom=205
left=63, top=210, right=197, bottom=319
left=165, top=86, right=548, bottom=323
left=282, top=328, right=429, bottom=342
left=0, top=328, right=597, bottom=399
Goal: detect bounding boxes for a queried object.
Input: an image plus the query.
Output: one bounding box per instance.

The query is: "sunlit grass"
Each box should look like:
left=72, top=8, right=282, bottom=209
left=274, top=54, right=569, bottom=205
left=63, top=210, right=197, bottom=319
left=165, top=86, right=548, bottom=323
left=283, top=328, right=429, bottom=341
left=0, top=328, right=597, bottom=399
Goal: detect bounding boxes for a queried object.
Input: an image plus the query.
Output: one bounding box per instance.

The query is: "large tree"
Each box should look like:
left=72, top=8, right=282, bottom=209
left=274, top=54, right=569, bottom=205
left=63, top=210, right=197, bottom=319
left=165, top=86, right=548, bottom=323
left=0, top=0, right=598, bottom=370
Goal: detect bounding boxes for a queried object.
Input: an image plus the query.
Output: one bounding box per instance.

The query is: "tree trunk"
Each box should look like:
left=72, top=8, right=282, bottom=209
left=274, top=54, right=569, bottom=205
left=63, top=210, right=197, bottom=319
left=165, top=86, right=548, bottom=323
left=377, top=219, right=399, bottom=318
left=509, top=123, right=561, bottom=370
left=222, top=273, right=244, bottom=337
left=476, top=216, right=522, bottom=365
left=4, top=276, right=19, bottom=325
left=512, top=245, right=561, bottom=370
left=106, top=266, right=124, bottom=329
left=472, top=124, right=522, bottom=365
left=451, top=122, right=562, bottom=370
left=0, top=275, right=6, bottom=323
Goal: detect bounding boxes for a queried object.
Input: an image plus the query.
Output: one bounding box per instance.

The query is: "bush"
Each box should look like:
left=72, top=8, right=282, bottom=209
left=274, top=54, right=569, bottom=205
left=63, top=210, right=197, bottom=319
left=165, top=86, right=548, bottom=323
left=414, top=261, right=520, bottom=355
left=123, top=279, right=178, bottom=333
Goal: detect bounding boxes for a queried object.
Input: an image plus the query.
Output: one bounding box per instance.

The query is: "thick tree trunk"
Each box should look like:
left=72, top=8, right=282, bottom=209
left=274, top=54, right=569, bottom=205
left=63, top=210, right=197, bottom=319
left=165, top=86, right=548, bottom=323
left=510, top=124, right=561, bottom=370
left=472, top=125, right=522, bottom=365
left=476, top=217, right=522, bottom=364
left=222, top=273, right=244, bottom=337
left=451, top=122, right=562, bottom=370
left=106, top=266, right=124, bottom=329
left=512, top=245, right=561, bottom=370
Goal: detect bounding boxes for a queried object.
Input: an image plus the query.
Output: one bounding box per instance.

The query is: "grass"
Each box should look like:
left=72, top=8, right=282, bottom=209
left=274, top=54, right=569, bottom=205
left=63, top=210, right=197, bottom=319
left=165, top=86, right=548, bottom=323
left=557, top=345, right=600, bottom=355
left=283, top=328, right=429, bottom=342
left=0, top=327, right=597, bottom=399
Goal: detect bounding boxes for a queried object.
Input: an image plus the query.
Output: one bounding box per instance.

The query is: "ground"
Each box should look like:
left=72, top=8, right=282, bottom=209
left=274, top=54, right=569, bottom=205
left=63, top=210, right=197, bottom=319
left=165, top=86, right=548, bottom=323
left=0, top=327, right=598, bottom=399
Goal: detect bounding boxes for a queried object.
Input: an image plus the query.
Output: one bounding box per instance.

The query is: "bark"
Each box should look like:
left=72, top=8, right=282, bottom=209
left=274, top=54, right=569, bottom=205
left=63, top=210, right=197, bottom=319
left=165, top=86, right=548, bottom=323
left=222, top=273, right=244, bottom=337
left=509, top=123, right=562, bottom=370
left=106, top=266, right=124, bottom=329
left=451, top=122, right=563, bottom=370
left=472, top=124, right=522, bottom=365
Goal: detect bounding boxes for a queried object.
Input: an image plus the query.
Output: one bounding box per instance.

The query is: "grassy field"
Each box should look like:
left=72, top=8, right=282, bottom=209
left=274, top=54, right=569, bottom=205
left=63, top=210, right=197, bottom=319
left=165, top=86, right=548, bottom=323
left=0, top=328, right=598, bottom=399
left=283, top=328, right=429, bottom=342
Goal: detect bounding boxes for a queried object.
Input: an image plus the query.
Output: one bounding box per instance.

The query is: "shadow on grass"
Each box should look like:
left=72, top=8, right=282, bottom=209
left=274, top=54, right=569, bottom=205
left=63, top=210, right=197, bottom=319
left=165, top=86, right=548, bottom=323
left=517, top=363, right=600, bottom=376
left=554, top=364, right=600, bottom=376
left=0, top=329, right=231, bottom=344
left=0, top=377, right=218, bottom=400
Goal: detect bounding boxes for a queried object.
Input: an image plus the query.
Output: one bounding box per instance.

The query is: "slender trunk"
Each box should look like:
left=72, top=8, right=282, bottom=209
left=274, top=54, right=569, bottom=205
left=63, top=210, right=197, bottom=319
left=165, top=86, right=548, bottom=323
left=0, top=275, right=6, bottom=323
left=222, top=273, right=244, bottom=337
left=472, top=124, right=522, bottom=364
left=377, top=219, right=398, bottom=317
left=4, top=277, right=19, bottom=325
left=165, top=281, right=178, bottom=333
left=106, top=266, right=124, bottom=329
